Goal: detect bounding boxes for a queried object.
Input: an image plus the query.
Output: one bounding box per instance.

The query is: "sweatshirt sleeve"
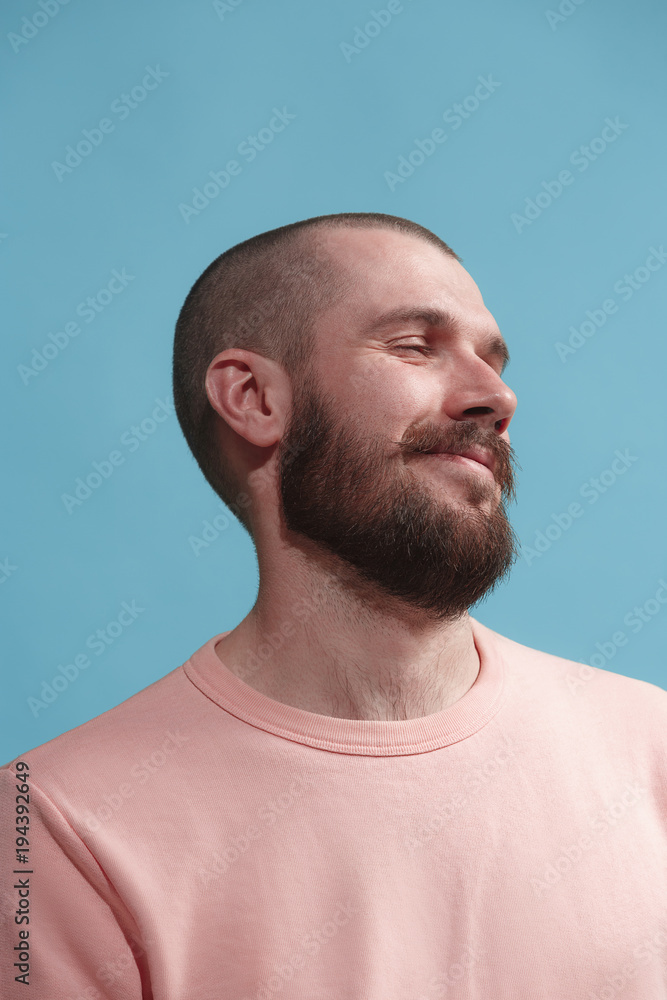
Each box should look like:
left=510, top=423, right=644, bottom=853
left=0, top=763, right=148, bottom=1000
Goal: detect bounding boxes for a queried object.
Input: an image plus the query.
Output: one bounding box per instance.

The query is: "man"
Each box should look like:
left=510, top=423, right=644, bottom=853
left=2, top=212, right=666, bottom=999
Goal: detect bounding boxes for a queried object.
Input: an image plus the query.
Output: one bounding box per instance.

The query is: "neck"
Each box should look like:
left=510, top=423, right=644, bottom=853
left=214, top=541, right=481, bottom=722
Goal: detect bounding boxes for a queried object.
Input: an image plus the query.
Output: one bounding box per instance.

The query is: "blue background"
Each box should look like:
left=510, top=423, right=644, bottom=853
left=2, top=0, right=666, bottom=764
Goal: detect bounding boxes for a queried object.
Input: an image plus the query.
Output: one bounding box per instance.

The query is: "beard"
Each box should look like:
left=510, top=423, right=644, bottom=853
left=277, top=371, right=520, bottom=624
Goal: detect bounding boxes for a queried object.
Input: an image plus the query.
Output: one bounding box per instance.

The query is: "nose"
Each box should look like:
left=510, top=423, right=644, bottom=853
left=444, top=364, right=517, bottom=437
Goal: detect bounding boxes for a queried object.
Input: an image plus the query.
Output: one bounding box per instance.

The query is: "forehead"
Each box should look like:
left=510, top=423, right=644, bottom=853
left=313, top=226, right=493, bottom=340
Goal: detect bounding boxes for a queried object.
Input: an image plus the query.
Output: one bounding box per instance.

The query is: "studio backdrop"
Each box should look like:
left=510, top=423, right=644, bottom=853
left=2, top=0, right=666, bottom=763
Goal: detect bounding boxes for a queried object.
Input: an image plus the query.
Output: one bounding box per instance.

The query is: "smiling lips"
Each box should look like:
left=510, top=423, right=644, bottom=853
left=421, top=447, right=496, bottom=478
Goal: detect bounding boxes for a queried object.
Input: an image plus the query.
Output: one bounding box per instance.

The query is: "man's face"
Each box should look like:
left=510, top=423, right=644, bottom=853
left=277, top=227, right=520, bottom=623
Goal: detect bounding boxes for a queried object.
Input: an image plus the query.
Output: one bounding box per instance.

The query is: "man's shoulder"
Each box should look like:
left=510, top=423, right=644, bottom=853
left=479, top=618, right=667, bottom=719
left=2, top=660, right=196, bottom=785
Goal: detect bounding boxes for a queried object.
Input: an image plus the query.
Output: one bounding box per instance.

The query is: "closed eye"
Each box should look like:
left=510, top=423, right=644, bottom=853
left=395, top=344, right=433, bottom=355
left=395, top=344, right=508, bottom=376
left=393, top=343, right=507, bottom=375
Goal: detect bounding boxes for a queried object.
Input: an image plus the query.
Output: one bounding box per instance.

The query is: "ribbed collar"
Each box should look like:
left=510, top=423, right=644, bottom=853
left=182, top=616, right=507, bottom=756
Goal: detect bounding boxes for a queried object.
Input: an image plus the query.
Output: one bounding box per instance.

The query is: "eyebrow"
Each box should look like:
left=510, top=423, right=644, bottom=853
left=360, top=306, right=511, bottom=374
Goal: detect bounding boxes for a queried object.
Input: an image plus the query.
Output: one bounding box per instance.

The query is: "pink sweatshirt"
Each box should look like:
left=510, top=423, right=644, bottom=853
left=2, top=616, right=667, bottom=999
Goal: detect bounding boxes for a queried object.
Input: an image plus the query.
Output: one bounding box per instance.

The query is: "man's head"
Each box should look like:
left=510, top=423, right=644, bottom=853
left=173, top=213, right=520, bottom=622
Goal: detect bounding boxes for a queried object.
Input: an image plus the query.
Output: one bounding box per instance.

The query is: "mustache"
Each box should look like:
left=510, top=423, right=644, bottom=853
left=396, top=420, right=521, bottom=503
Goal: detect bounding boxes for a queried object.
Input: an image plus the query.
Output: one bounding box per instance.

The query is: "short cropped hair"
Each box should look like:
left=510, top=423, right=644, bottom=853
left=172, top=212, right=461, bottom=538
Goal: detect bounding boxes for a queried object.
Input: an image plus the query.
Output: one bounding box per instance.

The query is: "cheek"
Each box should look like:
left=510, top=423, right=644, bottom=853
left=323, top=350, right=441, bottom=440
left=344, top=358, right=437, bottom=404
left=349, top=364, right=438, bottom=430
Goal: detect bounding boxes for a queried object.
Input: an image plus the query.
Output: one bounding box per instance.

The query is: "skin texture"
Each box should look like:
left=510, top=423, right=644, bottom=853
left=205, top=227, right=519, bottom=721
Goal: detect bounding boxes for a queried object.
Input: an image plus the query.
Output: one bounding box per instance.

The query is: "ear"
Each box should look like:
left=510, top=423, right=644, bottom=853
left=205, top=349, right=291, bottom=449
